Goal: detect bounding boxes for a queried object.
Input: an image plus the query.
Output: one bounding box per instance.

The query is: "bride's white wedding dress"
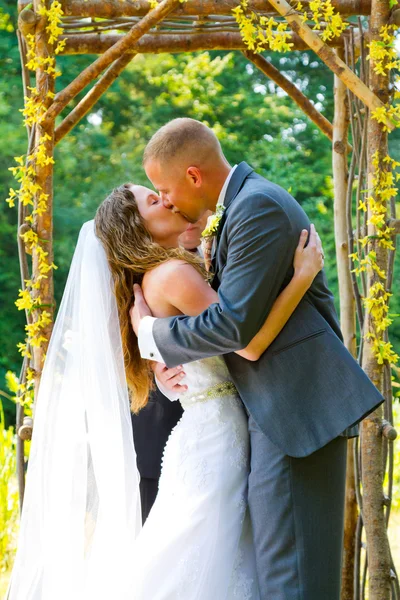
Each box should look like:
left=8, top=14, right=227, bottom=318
left=7, top=222, right=259, bottom=600
left=132, top=355, right=260, bottom=600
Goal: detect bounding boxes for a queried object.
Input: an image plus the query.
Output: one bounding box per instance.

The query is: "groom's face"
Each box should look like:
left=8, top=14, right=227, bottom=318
left=145, top=159, right=208, bottom=224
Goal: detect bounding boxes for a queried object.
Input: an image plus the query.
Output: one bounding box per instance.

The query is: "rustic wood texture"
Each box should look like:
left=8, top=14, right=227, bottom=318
left=18, top=0, right=373, bottom=18
left=360, top=0, right=393, bottom=595
left=55, top=52, right=137, bottom=144
left=31, top=0, right=55, bottom=395
left=245, top=49, right=352, bottom=150
left=58, top=30, right=347, bottom=56
left=42, top=0, right=182, bottom=128
left=332, top=48, right=358, bottom=600
left=266, top=0, right=395, bottom=131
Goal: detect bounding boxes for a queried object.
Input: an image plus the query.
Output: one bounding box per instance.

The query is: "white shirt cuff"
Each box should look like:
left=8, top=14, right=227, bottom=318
left=155, top=377, right=181, bottom=402
left=138, top=316, right=164, bottom=362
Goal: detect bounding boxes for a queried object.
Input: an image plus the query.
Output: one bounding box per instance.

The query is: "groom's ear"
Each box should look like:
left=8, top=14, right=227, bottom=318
left=186, top=166, right=202, bottom=187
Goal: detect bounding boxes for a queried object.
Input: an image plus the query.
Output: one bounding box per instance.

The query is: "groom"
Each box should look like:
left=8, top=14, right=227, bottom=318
left=130, top=118, right=384, bottom=599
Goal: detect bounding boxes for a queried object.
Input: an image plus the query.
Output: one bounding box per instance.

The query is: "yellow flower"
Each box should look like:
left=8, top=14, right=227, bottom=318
left=358, top=199, right=367, bottom=212
left=15, top=289, right=35, bottom=311
left=5, top=371, right=19, bottom=395
left=17, top=342, right=32, bottom=359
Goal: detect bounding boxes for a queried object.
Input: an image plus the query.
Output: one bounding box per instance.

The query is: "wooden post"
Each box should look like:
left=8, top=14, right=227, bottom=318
left=332, top=48, right=357, bottom=600
left=361, top=0, right=393, bottom=596
left=31, top=0, right=55, bottom=400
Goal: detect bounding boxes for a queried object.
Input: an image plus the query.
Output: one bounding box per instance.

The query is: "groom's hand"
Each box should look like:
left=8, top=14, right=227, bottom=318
left=130, top=284, right=152, bottom=336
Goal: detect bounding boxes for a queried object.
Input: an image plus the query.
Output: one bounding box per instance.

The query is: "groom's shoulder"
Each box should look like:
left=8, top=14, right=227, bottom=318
left=245, top=171, right=294, bottom=202
left=234, top=171, right=301, bottom=217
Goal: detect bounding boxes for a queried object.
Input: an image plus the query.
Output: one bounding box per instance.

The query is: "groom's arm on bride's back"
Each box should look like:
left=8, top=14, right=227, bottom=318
left=144, top=227, right=322, bottom=366
left=141, top=194, right=299, bottom=367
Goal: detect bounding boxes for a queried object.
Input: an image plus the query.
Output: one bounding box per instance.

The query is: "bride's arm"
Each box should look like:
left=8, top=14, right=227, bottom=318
left=149, top=225, right=324, bottom=362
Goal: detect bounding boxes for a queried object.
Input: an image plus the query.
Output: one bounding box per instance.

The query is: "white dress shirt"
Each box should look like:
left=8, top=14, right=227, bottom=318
left=138, top=165, right=238, bottom=365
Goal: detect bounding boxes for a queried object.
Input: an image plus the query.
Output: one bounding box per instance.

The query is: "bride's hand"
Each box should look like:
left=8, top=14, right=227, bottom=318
left=293, top=224, right=324, bottom=285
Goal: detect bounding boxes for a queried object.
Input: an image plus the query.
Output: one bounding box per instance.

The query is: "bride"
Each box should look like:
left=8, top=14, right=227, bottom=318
left=7, top=183, right=324, bottom=600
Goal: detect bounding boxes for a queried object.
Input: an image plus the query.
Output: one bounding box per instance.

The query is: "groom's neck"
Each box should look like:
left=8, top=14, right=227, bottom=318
left=205, top=159, right=232, bottom=212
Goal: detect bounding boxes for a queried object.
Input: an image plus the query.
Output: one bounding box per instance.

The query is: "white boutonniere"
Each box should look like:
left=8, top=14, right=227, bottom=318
left=201, top=203, right=225, bottom=239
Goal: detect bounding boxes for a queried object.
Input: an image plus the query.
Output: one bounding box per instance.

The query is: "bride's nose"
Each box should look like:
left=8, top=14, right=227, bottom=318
left=162, top=197, right=173, bottom=209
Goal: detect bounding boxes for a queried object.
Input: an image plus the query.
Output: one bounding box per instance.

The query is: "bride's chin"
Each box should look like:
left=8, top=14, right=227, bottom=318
left=158, top=234, right=181, bottom=249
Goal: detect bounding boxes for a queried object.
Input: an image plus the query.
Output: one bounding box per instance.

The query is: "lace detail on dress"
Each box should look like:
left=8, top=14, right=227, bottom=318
left=236, top=493, right=247, bottom=521
left=138, top=356, right=258, bottom=600
left=177, top=545, right=201, bottom=598
left=230, top=420, right=249, bottom=470
left=230, top=547, right=254, bottom=600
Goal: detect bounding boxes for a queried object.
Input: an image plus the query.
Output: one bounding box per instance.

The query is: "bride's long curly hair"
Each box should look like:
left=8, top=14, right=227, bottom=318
left=94, top=183, right=205, bottom=414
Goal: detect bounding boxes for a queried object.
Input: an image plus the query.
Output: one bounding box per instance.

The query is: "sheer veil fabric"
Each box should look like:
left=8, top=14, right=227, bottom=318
left=8, top=221, right=142, bottom=600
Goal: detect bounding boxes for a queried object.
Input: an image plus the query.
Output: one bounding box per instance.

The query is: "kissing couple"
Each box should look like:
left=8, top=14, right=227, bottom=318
left=8, top=118, right=383, bottom=600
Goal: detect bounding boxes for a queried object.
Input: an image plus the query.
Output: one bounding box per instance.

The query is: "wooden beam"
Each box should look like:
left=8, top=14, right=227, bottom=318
left=59, top=30, right=347, bottom=56
left=244, top=50, right=352, bottom=151
left=266, top=0, right=395, bottom=131
left=18, top=0, right=372, bottom=18
left=55, top=53, right=137, bottom=144
left=42, top=0, right=181, bottom=128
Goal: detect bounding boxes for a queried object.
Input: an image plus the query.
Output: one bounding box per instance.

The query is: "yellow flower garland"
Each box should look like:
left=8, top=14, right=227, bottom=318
left=6, top=0, right=65, bottom=404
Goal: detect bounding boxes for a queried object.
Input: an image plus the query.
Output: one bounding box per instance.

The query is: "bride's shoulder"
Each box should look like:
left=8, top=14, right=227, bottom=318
left=142, top=259, right=195, bottom=294
left=144, top=259, right=188, bottom=282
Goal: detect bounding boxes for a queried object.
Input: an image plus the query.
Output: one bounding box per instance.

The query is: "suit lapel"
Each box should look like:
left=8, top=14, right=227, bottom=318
left=224, top=162, right=254, bottom=210
left=212, top=162, right=254, bottom=286
left=216, top=162, right=254, bottom=245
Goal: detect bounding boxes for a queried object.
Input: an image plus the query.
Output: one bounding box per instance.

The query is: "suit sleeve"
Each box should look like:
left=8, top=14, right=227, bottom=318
left=149, top=194, right=297, bottom=367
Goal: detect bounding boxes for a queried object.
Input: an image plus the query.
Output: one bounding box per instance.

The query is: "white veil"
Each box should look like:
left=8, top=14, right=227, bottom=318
left=7, top=221, right=142, bottom=600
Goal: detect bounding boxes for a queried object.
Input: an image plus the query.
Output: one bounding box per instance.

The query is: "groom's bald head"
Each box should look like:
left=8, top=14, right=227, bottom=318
left=143, top=118, right=231, bottom=222
left=143, top=118, right=223, bottom=170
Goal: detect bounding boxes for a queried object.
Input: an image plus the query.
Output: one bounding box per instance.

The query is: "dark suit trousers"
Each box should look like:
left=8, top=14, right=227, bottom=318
left=248, top=415, right=347, bottom=600
left=139, top=478, right=159, bottom=524
left=131, top=387, right=183, bottom=524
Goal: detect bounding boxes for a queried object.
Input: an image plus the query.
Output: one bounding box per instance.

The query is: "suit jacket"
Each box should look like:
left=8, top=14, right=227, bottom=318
left=152, top=162, right=384, bottom=457
left=131, top=386, right=183, bottom=480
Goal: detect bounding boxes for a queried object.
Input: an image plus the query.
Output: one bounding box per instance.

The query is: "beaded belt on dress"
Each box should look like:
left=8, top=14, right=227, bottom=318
left=181, top=380, right=237, bottom=406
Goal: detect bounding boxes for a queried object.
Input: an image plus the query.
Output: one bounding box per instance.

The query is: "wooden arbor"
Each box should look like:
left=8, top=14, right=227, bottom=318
left=12, top=1, right=400, bottom=599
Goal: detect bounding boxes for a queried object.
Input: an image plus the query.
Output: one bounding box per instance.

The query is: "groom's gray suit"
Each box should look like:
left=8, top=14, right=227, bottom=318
left=151, top=162, right=384, bottom=599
